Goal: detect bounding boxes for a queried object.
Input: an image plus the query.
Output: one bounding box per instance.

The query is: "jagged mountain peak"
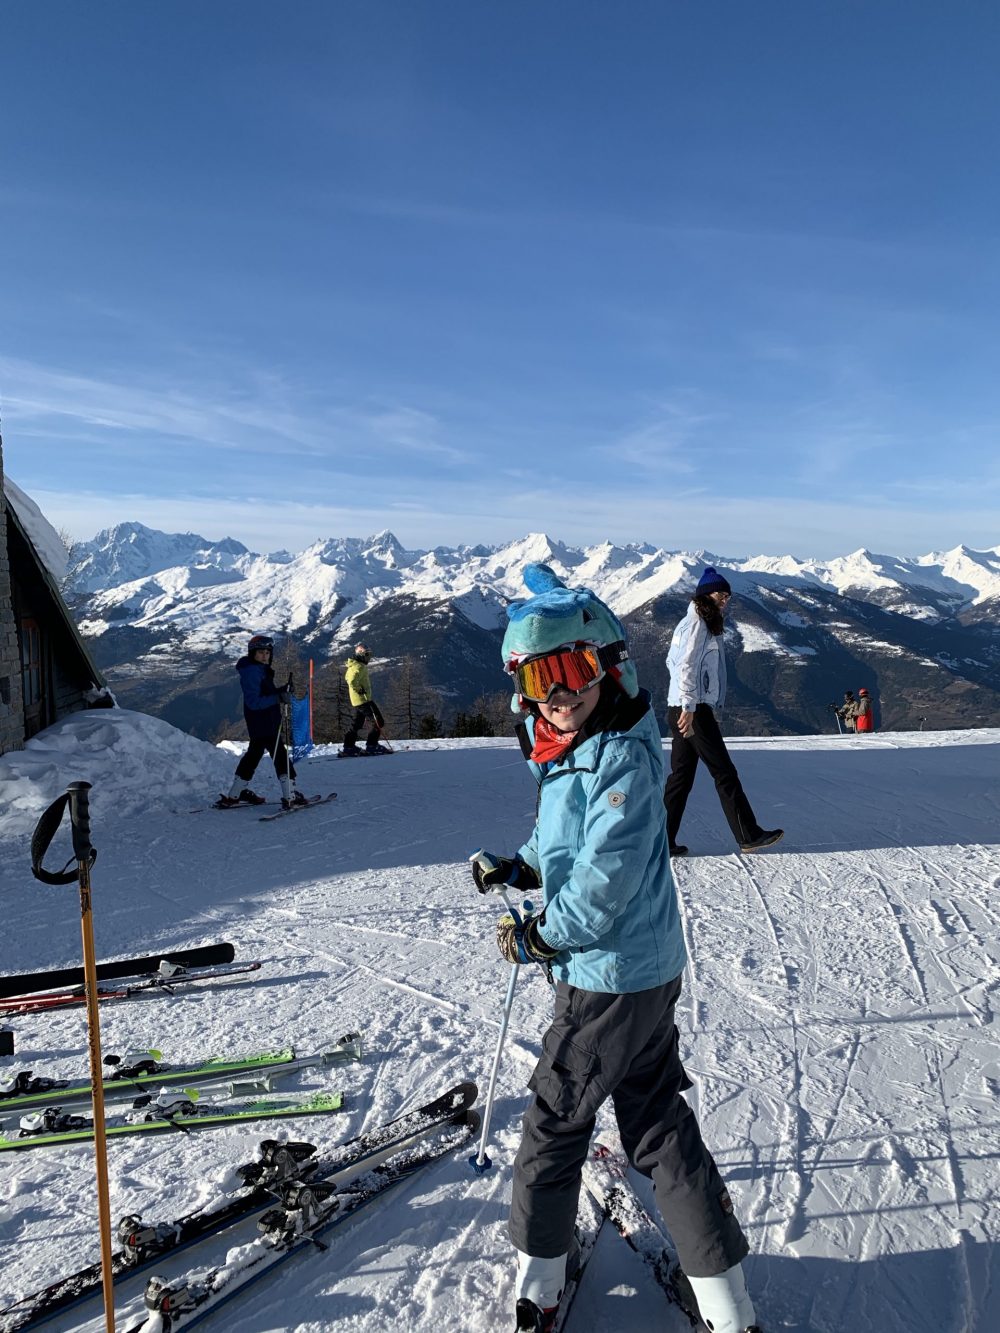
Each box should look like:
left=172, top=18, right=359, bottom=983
left=62, top=521, right=1000, bottom=740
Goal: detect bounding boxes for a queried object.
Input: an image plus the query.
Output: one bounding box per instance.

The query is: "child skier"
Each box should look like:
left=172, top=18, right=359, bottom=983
left=341, top=644, right=390, bottom=756
left=471, top=564, right=759, bottom=1333
left=219, top=634, right=307, bottom=808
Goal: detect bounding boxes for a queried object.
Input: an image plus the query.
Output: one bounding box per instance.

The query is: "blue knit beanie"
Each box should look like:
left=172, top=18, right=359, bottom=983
left=501, top=563, right=639, bottom=711
left=696, top=566, right=731, bottom=597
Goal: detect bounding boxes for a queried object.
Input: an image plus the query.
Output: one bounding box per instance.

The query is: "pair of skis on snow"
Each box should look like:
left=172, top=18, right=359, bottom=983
left=128, top=1127, right=700, bottom=1333
left=0, top=957, right=262, bottom=1017
left=200, top=792, right=339, bottom=819
left=0, top=1082, right=479, bottom=1332
left=0, top=1035, right=364, bottom=1152
left=0, top=1034, right=363, bottom=1113
left=549, top=1139, right=700, bottom=1333
left=0, top=942, right=235, bottom=1002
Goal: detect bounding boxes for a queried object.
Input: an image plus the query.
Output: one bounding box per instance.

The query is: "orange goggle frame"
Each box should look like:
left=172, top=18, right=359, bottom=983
left=509, top=645, right=606, bottom=702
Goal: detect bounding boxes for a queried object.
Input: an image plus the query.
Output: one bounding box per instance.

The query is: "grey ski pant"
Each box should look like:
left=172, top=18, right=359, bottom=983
left=509, top=975, right=749, bottom=1279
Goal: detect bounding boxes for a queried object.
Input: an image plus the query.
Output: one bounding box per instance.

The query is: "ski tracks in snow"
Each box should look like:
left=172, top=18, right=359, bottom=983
left=674, top=826, right=1000, bottom=1333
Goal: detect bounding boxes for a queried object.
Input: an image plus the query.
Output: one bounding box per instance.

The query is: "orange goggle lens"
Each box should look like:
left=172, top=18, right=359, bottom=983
left=512, top=646, right=604, bottom=702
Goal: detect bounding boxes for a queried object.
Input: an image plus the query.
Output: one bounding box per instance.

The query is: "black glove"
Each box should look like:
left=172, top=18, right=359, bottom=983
left=497, top=906, right=558, bottom=965
left=469, top=850, right=541, bottom=895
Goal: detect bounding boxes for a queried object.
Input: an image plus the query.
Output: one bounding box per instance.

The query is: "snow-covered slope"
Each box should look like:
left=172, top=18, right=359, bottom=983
left=0, top=712, right=998, bottom=1332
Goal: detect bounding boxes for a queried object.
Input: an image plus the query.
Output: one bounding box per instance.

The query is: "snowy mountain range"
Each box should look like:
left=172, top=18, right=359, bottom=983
left=67, top=523, right=1000, bottom=738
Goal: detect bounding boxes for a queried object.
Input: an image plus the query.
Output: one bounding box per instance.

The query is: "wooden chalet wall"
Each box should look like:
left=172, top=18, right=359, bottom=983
left=0, top=433, right=104, bottom=750
left=0, top=438, right=27, bottom=754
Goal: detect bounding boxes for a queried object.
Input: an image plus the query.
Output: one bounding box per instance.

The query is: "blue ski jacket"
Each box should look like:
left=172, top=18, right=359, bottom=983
left=516, top=689, right=687, bottom=995
left=236, top=657, right=282, bottom=739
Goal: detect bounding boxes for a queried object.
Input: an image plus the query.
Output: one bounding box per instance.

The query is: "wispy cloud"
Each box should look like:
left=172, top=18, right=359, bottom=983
left=26, top=479, right=999, bottom=564
left=0, top=356, right=463, bottom=466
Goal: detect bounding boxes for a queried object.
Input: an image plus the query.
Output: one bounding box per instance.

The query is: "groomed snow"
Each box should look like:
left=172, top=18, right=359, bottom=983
left=0, top=712, right=998, bottom=1332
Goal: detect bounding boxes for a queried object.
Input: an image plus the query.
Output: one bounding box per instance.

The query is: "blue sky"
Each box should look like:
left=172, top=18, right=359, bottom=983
left=2, top=1, right=999, bottom=558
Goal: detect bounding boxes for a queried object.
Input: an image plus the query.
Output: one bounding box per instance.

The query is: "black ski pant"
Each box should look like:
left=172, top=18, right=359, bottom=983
left=344, top=702, right=383, bottom=750
left=509, top=975, right=749, bottom=1279
left=663, top=704, right=762, bottom=848
left=235, top=734, right=295, bottom=782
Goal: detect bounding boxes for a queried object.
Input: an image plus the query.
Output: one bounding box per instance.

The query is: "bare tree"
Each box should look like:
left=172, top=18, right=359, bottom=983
left=312, top=659, right=351, bottom=742
left=381, top=656, right=444, bottom=740
left=472, top=690, right=517, bottom=737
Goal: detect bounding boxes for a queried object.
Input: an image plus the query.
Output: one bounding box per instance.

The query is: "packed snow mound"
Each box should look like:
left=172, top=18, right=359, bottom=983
left=0, top=708, right=233, bottom=836
left=3, top=476, right=68, bottom=583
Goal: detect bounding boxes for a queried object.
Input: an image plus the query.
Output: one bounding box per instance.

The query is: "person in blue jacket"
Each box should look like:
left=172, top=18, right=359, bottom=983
left=218, top=634, right=306, bottom=808
left=664, top=567, right=782, bottom=855
left=471, top=564, right=759, bottom=1333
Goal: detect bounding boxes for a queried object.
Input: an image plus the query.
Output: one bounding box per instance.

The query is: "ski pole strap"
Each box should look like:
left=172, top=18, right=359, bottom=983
left=31, top=783, right=98, bottom=886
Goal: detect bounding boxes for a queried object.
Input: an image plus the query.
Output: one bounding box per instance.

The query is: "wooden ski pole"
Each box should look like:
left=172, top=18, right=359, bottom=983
left=69, top=782, right=116, bottom=1333
left=30, top=781, right=116, bottom=1331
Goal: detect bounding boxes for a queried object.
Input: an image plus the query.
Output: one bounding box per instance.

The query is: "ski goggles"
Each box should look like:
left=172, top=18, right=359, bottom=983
left=508, top=643, right=624, bottom=702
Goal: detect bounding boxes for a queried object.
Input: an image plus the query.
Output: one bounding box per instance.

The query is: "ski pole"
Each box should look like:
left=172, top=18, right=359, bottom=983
left=470, top=881, right=527, bottom=1174
left=271, top=673, right=294, bottom=804
left=30, top=781, right=116, bottom=1333
left=472, top=950, right=519, bottom=1174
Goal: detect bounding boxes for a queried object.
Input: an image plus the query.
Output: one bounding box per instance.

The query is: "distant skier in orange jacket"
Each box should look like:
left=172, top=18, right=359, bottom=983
left=855, top=687, right=874, bottom=733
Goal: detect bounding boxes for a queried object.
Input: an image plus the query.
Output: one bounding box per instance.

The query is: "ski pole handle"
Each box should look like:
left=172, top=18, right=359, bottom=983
left=31, top=786, right=98, bottom=885
left=67, top=781, right=94, bottom=864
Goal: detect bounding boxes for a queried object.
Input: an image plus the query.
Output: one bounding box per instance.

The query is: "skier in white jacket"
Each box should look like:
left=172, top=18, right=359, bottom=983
left=664, top=568, right=783, bottom=855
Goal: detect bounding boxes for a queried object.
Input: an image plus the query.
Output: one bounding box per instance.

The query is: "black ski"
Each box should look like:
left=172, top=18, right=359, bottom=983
left=258, top=793, right=337, bottom=821
left=0, top=1082, right=477, bottom=1331
left=0, top=944, right=235, bottom=1001
left=0, top=961, right=262, bottom=1016
left=580, top=1141, right=693, bottom=1327
left=549, top=1186, right=607, bottom=1332
left=128, top=1111, right=479, bottom=1331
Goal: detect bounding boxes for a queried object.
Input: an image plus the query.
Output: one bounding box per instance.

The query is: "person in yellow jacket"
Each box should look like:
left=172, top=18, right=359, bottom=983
left=341, top=644, right=390, bottom=756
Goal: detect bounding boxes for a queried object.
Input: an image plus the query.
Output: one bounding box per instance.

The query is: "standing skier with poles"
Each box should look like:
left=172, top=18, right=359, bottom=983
left=837, top=690, right=858, bottom=733
left=218, top=635, right=308, bottom=808
left=340, top=644, right=391, bottom=756
left=471, top=564, right=759, bottom=1333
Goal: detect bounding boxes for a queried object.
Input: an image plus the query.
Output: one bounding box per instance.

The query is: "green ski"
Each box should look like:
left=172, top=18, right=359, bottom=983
left=0, top=1089, right=346, bottom=1152
left=0, top=1033, right=362, bottom=1113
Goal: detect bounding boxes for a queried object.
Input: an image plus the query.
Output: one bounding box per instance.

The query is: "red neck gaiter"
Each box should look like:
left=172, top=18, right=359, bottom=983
left=530, top=716, right=580, bottom=763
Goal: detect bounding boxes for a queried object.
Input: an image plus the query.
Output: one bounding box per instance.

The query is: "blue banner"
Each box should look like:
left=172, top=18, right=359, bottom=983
left=290, top=694, right=313, bottom=759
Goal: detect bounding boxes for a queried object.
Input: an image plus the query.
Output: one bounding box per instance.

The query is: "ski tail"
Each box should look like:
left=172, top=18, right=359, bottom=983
left=581, top=1141, right=686, bottom=1311
left=549, top=1186, right=607, bottom=1333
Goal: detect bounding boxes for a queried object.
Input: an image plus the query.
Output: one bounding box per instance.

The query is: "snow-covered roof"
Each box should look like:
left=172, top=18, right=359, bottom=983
left=3, top=476, right=68, bottom=583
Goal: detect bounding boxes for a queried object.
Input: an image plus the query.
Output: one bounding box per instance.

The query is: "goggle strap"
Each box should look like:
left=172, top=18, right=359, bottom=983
left=596, top=640, right=629, bottom=670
